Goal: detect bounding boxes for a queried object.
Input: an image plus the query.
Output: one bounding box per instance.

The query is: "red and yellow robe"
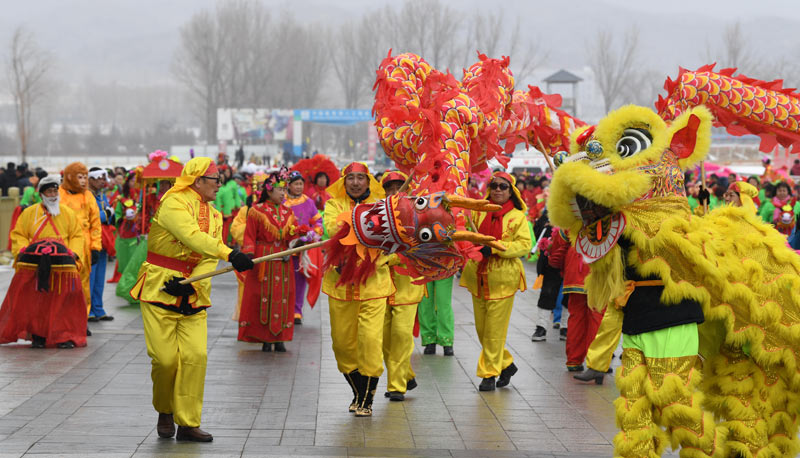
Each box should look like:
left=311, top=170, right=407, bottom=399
left=238, top=202, right=299, bottom=343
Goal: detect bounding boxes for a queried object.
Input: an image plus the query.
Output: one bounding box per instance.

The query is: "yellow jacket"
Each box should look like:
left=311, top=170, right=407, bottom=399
left=10, top=204, right=85, bottom=263
left=388, top=265, right=425, bottom=306
left=459, top=207, right=531, bottom=300
left=130, top=187, right=233, bottom=308
left=322, top=195, right=395, bottom=301
left=58, top=188, right=101, bottom=256
left=230, top=206, right=248, bottom=246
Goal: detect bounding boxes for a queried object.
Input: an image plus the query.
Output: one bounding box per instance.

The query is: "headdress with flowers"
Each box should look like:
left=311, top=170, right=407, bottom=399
left=263, top=167, right=289, bottom=192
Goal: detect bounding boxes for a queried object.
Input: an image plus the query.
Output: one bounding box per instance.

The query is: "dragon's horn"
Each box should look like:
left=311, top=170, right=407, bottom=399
left=449, top=231, right=507, bottom=252
left=443, top=194, right=501, bottom=211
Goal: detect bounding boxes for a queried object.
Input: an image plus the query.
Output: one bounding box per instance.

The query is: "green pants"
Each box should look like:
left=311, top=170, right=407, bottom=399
left=418, top=276, right=454, bottom=346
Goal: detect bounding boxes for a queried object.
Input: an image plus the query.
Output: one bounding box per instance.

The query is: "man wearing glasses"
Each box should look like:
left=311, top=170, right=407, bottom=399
left=130, top=157, right=254, bottom=442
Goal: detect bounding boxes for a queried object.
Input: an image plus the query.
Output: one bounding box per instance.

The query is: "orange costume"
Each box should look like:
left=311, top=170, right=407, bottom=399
left=59, top=162, right=102, bottom=310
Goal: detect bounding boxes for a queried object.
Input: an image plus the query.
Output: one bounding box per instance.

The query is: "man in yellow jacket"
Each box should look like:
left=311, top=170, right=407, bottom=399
left=59, top=162, right=102, bottom=314
left=130, top=158, right=254, bottom=442
left=380, top=171, right=424, bottom=402
left=323, top=162, right=392, bottom=417
left=460, top=172, right=531, bottom=391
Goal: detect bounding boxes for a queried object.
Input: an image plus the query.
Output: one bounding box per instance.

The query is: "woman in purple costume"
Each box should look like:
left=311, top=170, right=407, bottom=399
left=284, top=171, right=323, bottom=324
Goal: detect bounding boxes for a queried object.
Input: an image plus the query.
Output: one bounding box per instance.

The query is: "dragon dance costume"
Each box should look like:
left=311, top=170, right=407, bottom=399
left=460, top=172, right=531, bottom=389
left=130, top=158, right=246, bottom=438
left=322, top=162, right=393, bottom=417
left=379, top=171, right=424, bottom=400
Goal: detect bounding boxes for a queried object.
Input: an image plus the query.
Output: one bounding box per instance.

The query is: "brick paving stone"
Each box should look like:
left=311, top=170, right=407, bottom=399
left=0, top=263, right=690, bottom=457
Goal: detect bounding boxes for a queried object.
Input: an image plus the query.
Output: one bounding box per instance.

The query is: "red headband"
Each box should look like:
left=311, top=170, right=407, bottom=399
left=204, top=163, right=219, bottom=176
left=381, top=171, right=407, bottom=186
left=343, top=162, right=369, bottom=176
left=493, top=171, right=514, bottom=185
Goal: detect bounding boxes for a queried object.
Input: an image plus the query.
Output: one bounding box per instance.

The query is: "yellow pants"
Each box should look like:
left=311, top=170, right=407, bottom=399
left=585, top=305, right=623, bottom=372
left=472, top=295, right=514, bottom=378
left=141, top=302, right=208, bottom=428
left=328, top=297, right=385, bottom=377
left=382, top=303, right=417, bottom=393
left=80, top=252, right=91, bottom=312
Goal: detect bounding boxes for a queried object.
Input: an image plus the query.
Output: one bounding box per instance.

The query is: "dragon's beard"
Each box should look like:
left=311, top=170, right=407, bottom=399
left=585, top=243, right=626, bottom=312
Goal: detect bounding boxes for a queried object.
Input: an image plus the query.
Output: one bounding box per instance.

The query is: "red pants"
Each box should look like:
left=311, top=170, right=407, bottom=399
left=222, top=216, right=233, bottom=246
left=565, top=294, right=603, bottom=367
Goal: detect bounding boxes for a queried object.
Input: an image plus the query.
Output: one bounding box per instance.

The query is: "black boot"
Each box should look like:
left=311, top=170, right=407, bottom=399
left=496, top=363, right=517, bottom=388
left=355, top=376, right=379, bottom=417
left=262, top=343, right=272, bottom=352
left=423, top=343, right=436, bottom=355
left=344, top=370, right=362, bottom=413
left=273, top=342, right=286, bottom=352
left=573, top=368, right=606, bottom=385
left=443, top=346, right=454, bottom=356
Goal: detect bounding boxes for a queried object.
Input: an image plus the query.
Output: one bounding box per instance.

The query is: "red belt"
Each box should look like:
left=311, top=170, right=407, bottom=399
left=146, top=252, right=198, bottom=276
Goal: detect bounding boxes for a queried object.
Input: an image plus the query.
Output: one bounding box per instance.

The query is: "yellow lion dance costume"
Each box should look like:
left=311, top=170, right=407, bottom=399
left=548, top=103, right=800, bottom=458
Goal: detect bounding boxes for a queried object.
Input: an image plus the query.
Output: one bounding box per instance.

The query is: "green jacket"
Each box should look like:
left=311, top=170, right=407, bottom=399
left=20, top=186, right=40, bottom=207
left=214, top=180, right=242, bottom=217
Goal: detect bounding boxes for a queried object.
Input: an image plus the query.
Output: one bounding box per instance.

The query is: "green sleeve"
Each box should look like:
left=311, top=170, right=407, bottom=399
left=758, top=201, right=775, bottom=224
left=20, top=187, right=37, bottom=206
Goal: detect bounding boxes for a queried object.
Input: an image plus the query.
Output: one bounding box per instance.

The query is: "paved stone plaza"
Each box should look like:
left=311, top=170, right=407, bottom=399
left=0, top=263, right=682, bottom=458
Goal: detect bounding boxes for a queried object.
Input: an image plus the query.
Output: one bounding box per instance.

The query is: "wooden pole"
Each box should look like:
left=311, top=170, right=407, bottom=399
left=701, top=161, right=708, bottom=214
left=397, top=170, right=415, bottom=194
left=535, top=138, right=556, bottom=173
left=175, top=240, right=326, bottom=285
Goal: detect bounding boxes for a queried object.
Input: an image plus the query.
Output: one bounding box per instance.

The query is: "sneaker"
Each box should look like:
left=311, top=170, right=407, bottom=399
left=566, top=364, right=584, bottom=372
left=423, top=343, right=436, bottom=355
left=531, top=326, right=546, bottom=341
left=559, top=328, right=567, bottom=341
left=552, top=322, right=561, bottom=329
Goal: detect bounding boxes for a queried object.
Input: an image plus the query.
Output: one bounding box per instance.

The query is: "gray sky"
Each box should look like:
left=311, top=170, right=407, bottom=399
left=1, top=0, right=798, bottom=105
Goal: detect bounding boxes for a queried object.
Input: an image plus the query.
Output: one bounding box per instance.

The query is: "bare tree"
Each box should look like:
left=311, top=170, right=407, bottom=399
left=466, top=13, right=548, bottom=83
left=173, top=9, right=225, bottom=143
left=5, top=26, right=53, bottom=162
left=588, top=27, right=640, bottom=113
left=704, top=21, right=760, bottom=73
left=330, top=10, right=389, bottom=109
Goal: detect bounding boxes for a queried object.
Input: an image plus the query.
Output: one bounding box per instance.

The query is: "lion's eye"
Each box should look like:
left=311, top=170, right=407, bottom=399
left=616, top=128, right=652, bottom=158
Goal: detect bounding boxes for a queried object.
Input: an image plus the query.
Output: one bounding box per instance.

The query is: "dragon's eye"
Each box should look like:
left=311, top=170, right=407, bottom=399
left=616, top=128, right=652, bottom=158
left=415, top=197, right=429, bottom=210
left=418, top=227, right=433, bottom=242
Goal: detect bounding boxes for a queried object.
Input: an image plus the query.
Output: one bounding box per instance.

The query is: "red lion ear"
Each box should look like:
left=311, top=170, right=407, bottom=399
left=576, top=125, right=596, bottom=146
left=670, top=114, right=700, bottom=158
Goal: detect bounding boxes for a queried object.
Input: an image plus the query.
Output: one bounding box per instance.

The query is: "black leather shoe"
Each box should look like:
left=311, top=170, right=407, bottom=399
left=388, top=391, right=404, bottom=402
left=423, top=343, right=436, bottom=355
left=479, top=377, right=496, bottom=391
left=88, top=316, right=100, bottom=322
left=157, top=413, right=175, bottom=438
left=406, top=378, right=417, bottom=391
left=262, top=343, right=272, bottom=352
left=294, top=317, right=302, bottom=325
left=176, top=426, right=213, bottom=442
left=31, top=335, right=46, bottom=349
left=443, top=346, right=454, bottom=356
left=99, top=315, right=114, bottom=321
left=86, top=329, right=92, bottom=336
left=496, top=363, right=517, bottom=388
left=531, top=326, right=546, bottom=341
left=57, top=341, right=75, bottom=349
left=274, top=342, right=286, bottom=352
left=567, top=365, right=584, bottom=372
